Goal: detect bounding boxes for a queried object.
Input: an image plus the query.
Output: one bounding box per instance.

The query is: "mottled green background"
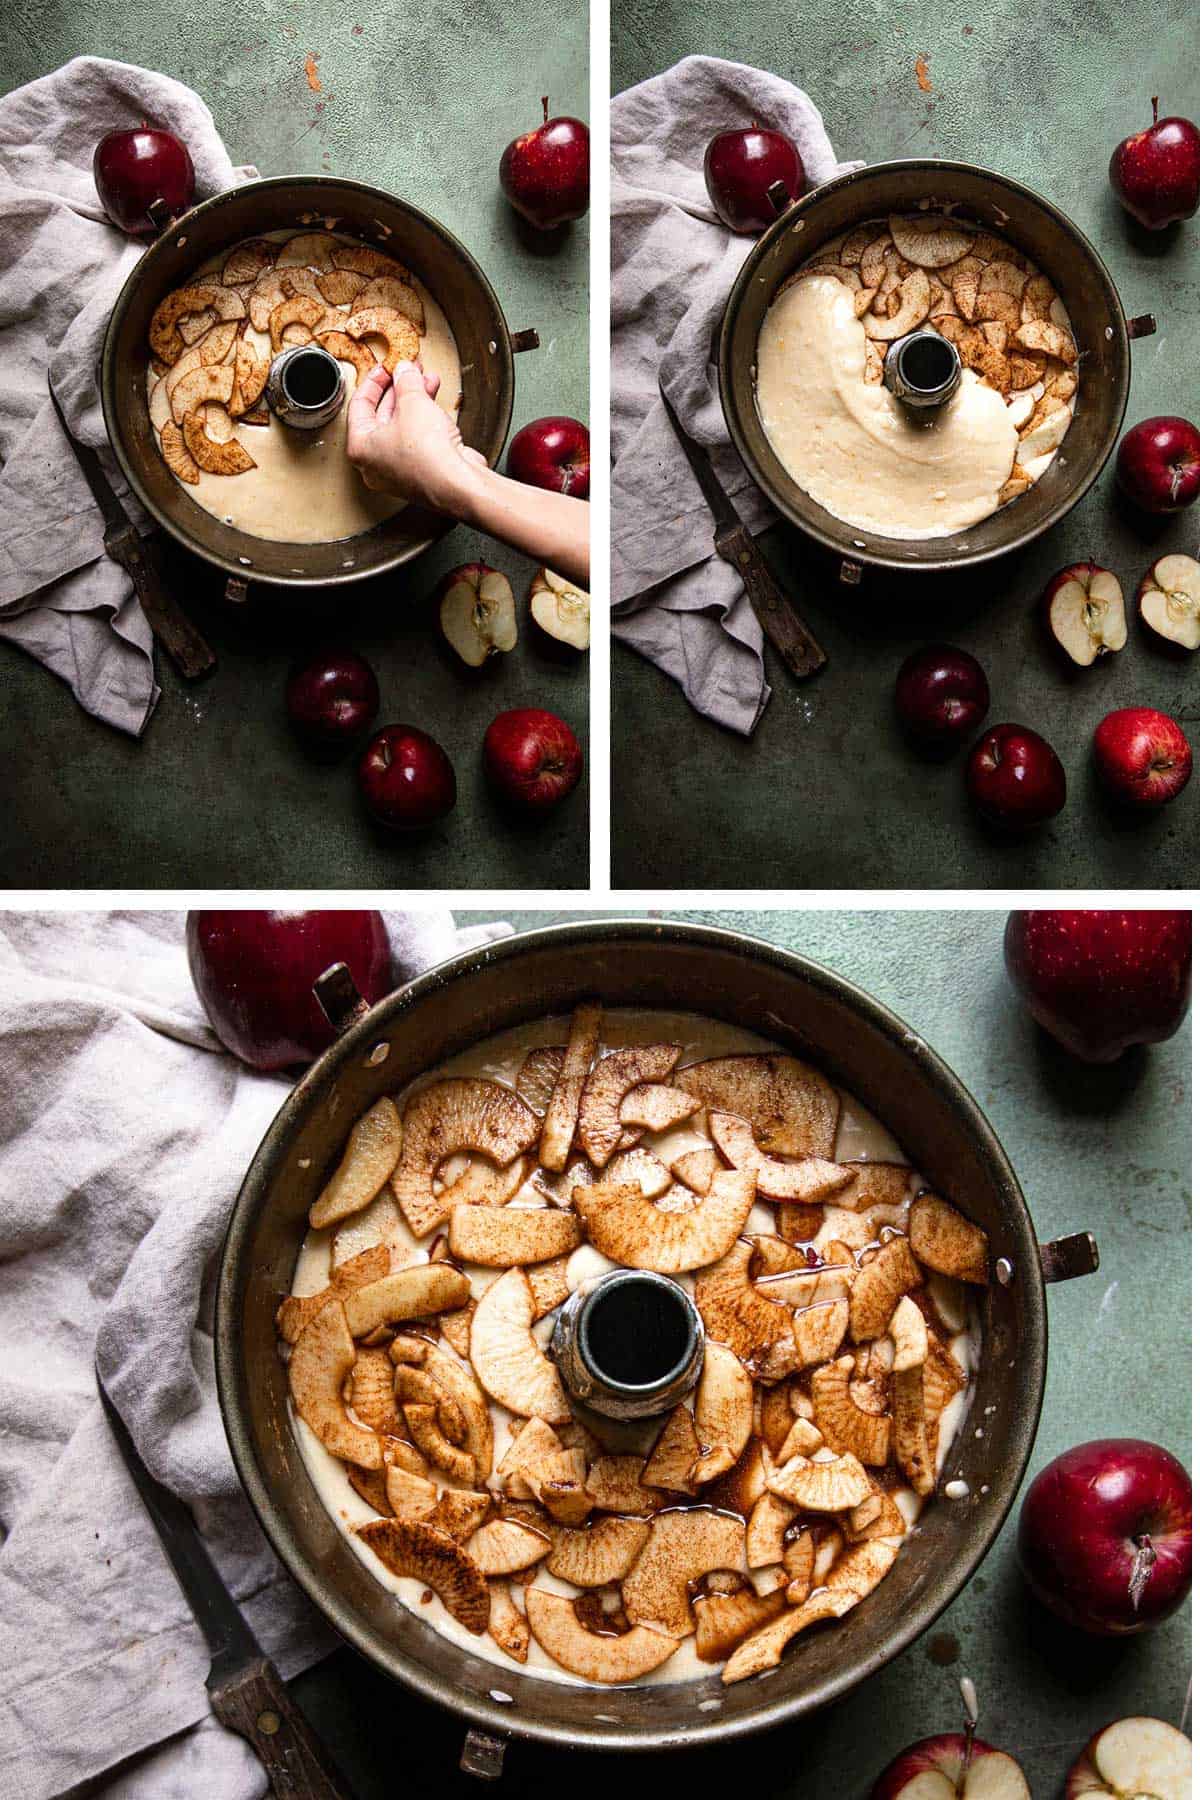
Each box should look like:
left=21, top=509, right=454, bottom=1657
left=611, top=0, right=1199, bottom=891
left=0, top=0, right=589, bottom=889
left=291, top=909, right=1192, bottom=1798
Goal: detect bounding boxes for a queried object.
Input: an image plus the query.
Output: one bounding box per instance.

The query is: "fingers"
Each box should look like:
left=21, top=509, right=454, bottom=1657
left=377, top=383, right=397, bottom=426
left=345, top=365, right=391, bottom=454
left=422, top=369, right=442, bottom=401
left=391, top=361, right=427, bottom=396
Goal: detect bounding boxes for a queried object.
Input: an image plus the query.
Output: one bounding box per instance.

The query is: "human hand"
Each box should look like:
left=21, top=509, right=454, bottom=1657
left=345, top=362, right=486, bottom=513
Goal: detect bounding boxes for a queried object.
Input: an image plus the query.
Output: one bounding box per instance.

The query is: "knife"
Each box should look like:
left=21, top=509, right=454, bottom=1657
left=658, top=380, right=826, bottom=680
left=50, top=383, right=216, bottom=681
left=96, top=1365, right=353, bottom=1799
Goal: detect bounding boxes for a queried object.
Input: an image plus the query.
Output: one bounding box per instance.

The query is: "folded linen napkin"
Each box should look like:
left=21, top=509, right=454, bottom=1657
left=611, top=56, right=862, bottom=736
left=0, top=909, right=511, bottom=1800
left=0, top=57, right=258, bottom=737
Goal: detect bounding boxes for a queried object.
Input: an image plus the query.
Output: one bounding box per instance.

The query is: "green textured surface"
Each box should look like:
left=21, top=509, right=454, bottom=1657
left=290, top=908, right=1191, bottom=1798
left=0, top=1, right=588, bottom=889
left=611, top=1, right=1200, bottom=891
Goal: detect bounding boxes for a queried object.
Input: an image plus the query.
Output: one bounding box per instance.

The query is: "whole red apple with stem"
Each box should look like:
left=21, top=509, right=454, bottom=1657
left=507, top=417, right=589, bottom=498
left=186, top=910, right=393, bottom=1071
left=894, top=644, right=989, bottom=750
left=1094, top=706, right=1193, bottom=809
left=1116, top=416, right=1200, bottom=513
left=965, top=723, right=1066, bottom=828
left=285, top=647, right=379, bottom=754
left=1018, top=1439, right=1191, bottom=1635
left=1109, top=98, right=1200, bottom=228
left=1004, top=908, right=1191, bottom=1062
left=484, top=707, right=582, bottom=813
left=358, top=725, right=456, bottom=830
left=703, top=125, right=807, bottom=233
left=93, top=124, right=195, bottom=235
left=1066, top=1717, right=1192, bottom=1800
left=499, top=98, right=589, bottom=229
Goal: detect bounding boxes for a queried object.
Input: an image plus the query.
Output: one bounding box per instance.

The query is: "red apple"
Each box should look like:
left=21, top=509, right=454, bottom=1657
left=894, top=644, right=990, bottom=750
left=93, top=125, right=195, bottom=236
left=703, top=125, right=807, bottom=234
left=871, top=1734, right=1030, bottom=1798
left=1042, top=563, right=1127, bottom=666
left=483, top=707, right=582, bottom=812
left=507, top=417, right=589, bottom=498
left=1109, top=98, right=1200, bottom=229
left=965, top=723, right=1066, bottom=828
left=1094, top=706, right=1193, bottom=809
left=1018, top=1439, right=1191, bottom=1635
left=1116, top=416, right=1200, bottom=513
left=1003, top=908, right=1191, bottom=1062
left=499, top=98, right=589, bottom=229
left=285, top=647, right=379, bottom=753
left=358, top=725, right=456, bottom=830
left=186, top=910, right=393, bottom=1071
left=1067, top=1717, right=1192, bottom=1800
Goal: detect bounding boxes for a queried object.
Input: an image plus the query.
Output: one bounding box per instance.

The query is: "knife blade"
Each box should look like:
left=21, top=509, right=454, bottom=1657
left=659, top=380, right=826, bottom=680
left=49, top=382, right=215, bottom=681
left=97, top=1365, right=352, bottom=1799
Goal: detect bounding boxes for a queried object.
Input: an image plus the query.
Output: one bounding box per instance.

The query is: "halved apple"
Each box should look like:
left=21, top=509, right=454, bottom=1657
left=1138, top=554, right=1200, bottom=653
left=872, top=1733, right=1031, bottom=1798
left=1043, top=563, right=1127, bottom=667
left=1065, top=1716, right=1191, bottom=1800
left=530, top=568, right=590, bottom=650
left=438, top=563, right=518, bottom=667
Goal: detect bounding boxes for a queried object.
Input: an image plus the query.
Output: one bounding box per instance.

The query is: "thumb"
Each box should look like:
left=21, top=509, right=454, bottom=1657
left=390, top=360, right=428, bottom=396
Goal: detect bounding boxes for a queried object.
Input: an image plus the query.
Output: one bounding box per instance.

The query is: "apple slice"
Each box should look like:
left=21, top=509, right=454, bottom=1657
left=437, top=563, right=518, bottom=667
left=1138, top=554, right=1200, bottom=651
left=1044, top=563, right=1128, bottom=666
left=1066, top=1716, right=1191, bottom=1800
left=872, top=1734, right=1032, bottom=1798
left=530, top=568, right=590, bottom=649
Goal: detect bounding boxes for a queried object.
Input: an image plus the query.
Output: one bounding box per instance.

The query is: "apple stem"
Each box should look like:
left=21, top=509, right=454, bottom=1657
left=1128, top=1533, right=1157, bottom=1611
left=1151, top=95, right=1159, bottom=125
left=955, top=1676, right=979, bottom=1798
left=542, top=95, right=549, bottom=126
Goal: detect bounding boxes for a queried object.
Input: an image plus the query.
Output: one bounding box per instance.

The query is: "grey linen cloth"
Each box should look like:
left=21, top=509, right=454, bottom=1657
left=0, top=910, right=511, bottom=1800
left=0, top=57, right=258, bottom=737
left=611, top=56, right=862, bottom=736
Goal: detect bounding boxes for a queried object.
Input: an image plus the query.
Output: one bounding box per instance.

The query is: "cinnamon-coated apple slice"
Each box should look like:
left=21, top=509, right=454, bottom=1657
left=1044, top=563, right=1128, bottom=666
left=1065, top=1716, right=1191, bottom=1800
left=530, top=567, right=590, bottom=649
left=438, top=564, right=518, bottom=668
left=1138, top=554, right=1200, bottom=651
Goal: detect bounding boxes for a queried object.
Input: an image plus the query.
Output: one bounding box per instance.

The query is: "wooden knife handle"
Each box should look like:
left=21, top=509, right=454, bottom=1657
left=714, top=521, right=827, bottom=680
left=105, top=521, right=216, bottom=681
left=208, top=1656, right=354, bottom=1799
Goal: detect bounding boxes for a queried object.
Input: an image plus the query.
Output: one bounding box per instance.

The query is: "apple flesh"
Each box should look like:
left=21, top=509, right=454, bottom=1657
left=529, top=568, right=590, bottom=650
left=285, top=647, right=379, bottom=753
left=895, top=644, right=990, bottom=750
left=1109, top=97, right=1200, bottom=229
left=1003, top=909, right=1191, bottom=1063
left=358, top=725, right=456, bottom=830
left=507, top=416, right=590, bottom=498
left=437, top=563, right=517, bottom=667
left=871, top=1733, right=1031, bottom=1799
left=703, top=125, right=807, bottom=233
left=186, top=910, right=393, bottom=1071
left=1043, top=563, right=1127, bottom=666
left=1018, top=1439, right=1192, bottom=1635
left=1067, top=1717, right=1192, bottom=1800
left=966, top=723, right=1066, bottom=828
left=499, top=97, right=589, bottom=229
left=93, top=125, right=195, bottom=235
left=1138, top=553, right=1200, bottom=651
left=1094, top=706, right=1193, bottom=809
left=483, top=707, right=583, bottom=813
left=1116, top=416, right=1200, bottom=513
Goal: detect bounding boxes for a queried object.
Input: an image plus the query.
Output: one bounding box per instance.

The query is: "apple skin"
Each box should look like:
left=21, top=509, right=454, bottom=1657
left=871, top=1734, right=1025, bottom=1799
left=285, top=648, right=379, bottom=754
left=965, top=723, right=1066, bottom=829
left=1116, top=416, right=1200, bottom=514
left=507, top=416, right=590, bottom=498
left=894, top=644, right=990, bottom=750
left=1109, top=98, right=1200, bottom=228
left=703, top=126, right=807, bottom=233
left=93, top=125, right=195, bottom=235
left=186, top=910, right=393, bottom=1071
left=499, top=99, right=589, bottom=229
left=483, top=707, right=583, bottom=813
left=357, top=726, right=457, bottom=831
left=1003, top=909, right=1191, bottom=1063
left=1093, top=706, right=1193, bottom=809
left=1018, top=1439, right=1192, bottom=1635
